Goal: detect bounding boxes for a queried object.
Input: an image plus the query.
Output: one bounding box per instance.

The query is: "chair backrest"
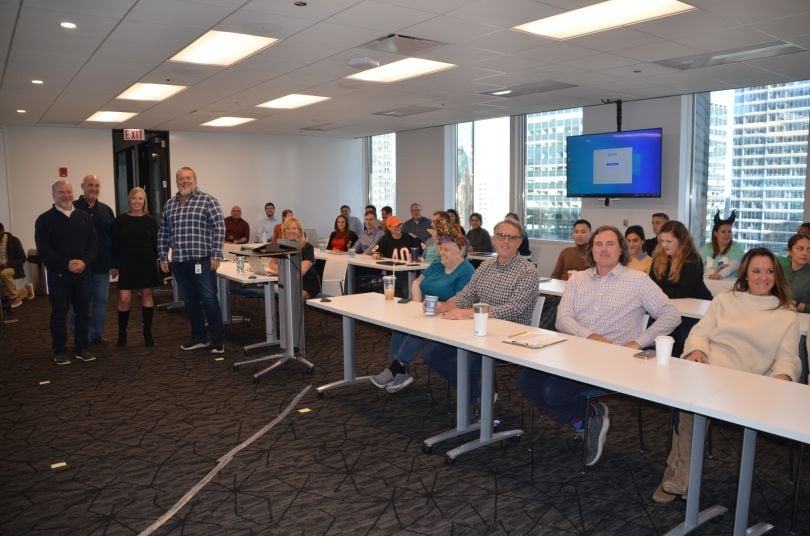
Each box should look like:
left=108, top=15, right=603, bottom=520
left=531, top=295, right=546, bottom=328
left=304, top=228, right=318, bottom=245
left=321, top=257, right=349, bottom=296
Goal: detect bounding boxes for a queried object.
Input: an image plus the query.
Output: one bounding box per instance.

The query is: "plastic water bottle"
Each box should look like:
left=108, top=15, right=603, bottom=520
left=236, top=256, right=245, bottom=273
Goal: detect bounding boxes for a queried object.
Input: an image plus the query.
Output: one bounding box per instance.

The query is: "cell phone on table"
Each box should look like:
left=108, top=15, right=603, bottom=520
left=634, top=349, right=655, bottom=360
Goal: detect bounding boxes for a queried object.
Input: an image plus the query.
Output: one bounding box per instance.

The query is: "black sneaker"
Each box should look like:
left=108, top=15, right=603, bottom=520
left=91, top=336, right=110, bottom=346
left=54, top=353, right=71, bottom=366
left=210, top=344, right=225, bottom=354
left=181, top=340, right=209, bottom=351
left=74, top=350, right=97, bottom=362
left=585, top=402, right=610, bottom=467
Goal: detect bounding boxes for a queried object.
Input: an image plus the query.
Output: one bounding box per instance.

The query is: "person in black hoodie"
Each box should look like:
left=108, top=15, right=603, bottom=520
left=35, top=180, right=98, bottom=365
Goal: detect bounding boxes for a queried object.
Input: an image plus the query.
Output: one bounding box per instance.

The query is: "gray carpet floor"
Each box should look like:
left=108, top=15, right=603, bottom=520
left=0, top=291, right=807, bottom=535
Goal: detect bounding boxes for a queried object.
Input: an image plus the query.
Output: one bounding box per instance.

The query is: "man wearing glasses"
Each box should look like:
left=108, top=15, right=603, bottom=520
left=426, top=218, right=539, bottom=404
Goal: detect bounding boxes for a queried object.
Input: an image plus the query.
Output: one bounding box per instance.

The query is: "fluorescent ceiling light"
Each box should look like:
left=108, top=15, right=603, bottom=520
left=60, top=22, right=77, bottom=29
left=346, top=57, right=456, bottom=83
left=16, top=109, right=26, bottom=113
left=491, top=89, right=512, bottom=96
left=257, top=94, right=331, bottom=109
left=513, top=0, right=696, bottom=39
left=169, top=30, right=278, bottom=66
left=86, top=111, right=138, bottom=123
left=202, top=116, right=256, bottom=127
left=117, top=82, right=187, bottom=101
left=31, top=79, right=43, bottom=84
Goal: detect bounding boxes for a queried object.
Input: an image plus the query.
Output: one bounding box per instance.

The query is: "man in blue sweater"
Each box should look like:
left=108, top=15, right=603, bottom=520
left=35, top=180, right=99, bottom=365
left=74, top=174, right=115, bottom=345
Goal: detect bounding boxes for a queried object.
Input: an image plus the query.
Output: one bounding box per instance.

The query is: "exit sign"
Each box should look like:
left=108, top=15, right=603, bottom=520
left=123, top=129, right=145, bottom=141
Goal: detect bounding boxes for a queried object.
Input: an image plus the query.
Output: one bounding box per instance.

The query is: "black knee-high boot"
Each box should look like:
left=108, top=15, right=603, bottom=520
left=117, top=310, right=129, bottom=347
left=142, top=306, right=154, bottom=347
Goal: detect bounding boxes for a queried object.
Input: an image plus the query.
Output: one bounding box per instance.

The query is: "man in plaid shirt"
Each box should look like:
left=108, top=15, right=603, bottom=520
left=428, top=218, right=540, bottom=404
left=158, top=167, right=226, bottom=353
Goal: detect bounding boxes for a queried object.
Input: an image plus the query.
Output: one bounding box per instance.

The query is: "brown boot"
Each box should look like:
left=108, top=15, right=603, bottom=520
left=662, top=412, right=693, bottom=496
left=652, top=440, right=678, bottom=503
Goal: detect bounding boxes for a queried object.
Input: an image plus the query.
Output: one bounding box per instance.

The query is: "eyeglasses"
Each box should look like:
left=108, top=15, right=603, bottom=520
left=494, top=232, right=521, bottom=242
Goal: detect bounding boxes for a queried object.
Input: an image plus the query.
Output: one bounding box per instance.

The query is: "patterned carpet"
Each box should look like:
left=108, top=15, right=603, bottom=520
left=0, top=290, right=807, bottom=535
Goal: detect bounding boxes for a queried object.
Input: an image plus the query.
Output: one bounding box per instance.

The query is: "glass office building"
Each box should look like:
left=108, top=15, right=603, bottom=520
left=524, top=108, right=583, bottom=241
left=709, top=81, right=810, bottom=252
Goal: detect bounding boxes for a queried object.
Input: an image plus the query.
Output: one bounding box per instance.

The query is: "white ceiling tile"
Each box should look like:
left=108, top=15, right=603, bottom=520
left=375, top=0, right=472, bottom=15
left=565, top=53, right=640, bottom=72
left=752, top=13, right=810, bottom=40
left=401, top=15, right=501, bottom=44
left=702, top=0, right=810, bottom=25
left=616, top=41, right=703, bottom=63
left=464, top=29, right=550, bottom=54
left=326, top=0, right=436, bottom=31
left=447, top=0, right=560, bottom=29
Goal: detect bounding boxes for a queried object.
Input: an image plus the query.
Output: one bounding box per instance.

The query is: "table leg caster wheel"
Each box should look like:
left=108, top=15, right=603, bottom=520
left=445, top=457, right=456, bottom=466
left=510, top=435, right=522, bottom=444
left=306, top=366, right=315, bottom=375
left=232, top=365, right=240, bottom=372
left=422, top=444, right=433, bottom=454
left=316, top=391, right=324, bottom=399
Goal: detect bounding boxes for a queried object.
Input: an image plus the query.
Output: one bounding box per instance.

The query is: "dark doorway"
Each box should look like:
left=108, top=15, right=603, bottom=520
left=112, top=130, right=171, bottom=219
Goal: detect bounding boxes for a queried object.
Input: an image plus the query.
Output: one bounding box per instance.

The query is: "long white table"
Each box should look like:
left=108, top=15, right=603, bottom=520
left=216, top=259, right=279, bottom=352
left=308, top=292, right=810, bottom=536
left=314, top=249, right=428, bottom=295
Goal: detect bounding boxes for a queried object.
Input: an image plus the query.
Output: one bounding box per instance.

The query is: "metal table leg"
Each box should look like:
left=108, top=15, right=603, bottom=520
left=664, top=414, right=728, bottom=535
left=316, top=316, right=372, bottom=395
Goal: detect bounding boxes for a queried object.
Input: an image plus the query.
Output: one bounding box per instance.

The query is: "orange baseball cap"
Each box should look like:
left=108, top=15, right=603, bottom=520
left=386, top=215, right=402, bottom=227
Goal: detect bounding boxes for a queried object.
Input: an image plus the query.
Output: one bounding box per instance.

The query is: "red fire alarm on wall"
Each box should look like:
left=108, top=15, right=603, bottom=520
left=59, top=167, right=68, bottom=177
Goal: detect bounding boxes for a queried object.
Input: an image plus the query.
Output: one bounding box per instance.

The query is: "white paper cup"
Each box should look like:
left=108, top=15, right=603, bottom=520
left=655, top=336, right=675, bottom=365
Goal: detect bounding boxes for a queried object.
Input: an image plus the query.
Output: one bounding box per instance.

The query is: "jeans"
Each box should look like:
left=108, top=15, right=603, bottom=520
left=48, top=269, right=90, bottom=353
left=87, top=272, right=109, bottom=339
left=390, top=331, right=425, bottom=364
left=423, top=343, right=482, bottom=403
left=517, top=368, right=591, bottom=425
left=172, top=258, right=223, bottom=345
left=70, top=272, right=109, bottom=340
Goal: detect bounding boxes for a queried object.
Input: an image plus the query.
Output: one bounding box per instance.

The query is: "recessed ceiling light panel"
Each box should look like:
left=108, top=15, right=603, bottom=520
left=31, top=79, right=43, bottom=85
left=202, top=116, right=256, bottom=127
left=655, top=41, right=806, bottom=70
left=257, top=94, right=330, bottom=109
left=347, top=58, right=456, bottom=83
left=514, top=0, right=696, bottom=40
left=60, top=22, right=77, bottom=29
left=117, top=82, right=187, bottom=101
left=170, top=30, right=278, bottom=66
left=86, top=111, right=138, bottom=123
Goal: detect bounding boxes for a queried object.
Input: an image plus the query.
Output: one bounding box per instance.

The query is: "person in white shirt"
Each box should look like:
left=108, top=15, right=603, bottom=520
left=518, top=225, right=680, bottom=467
left=652, top=247, right=800, bottom=503
left=340, top=205, right=363, bottom=237
left=255, top=202, right=276, bottom=242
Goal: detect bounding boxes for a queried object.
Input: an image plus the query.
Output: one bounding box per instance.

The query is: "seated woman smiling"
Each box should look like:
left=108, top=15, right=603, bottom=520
left=652, top=247, right=801, bottom=503
left=370, top=225, right=474, bottom=393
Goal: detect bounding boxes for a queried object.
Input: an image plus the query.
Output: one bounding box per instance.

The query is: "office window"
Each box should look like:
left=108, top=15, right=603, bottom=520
left=523, top=108, right=583, bottom=240
left=368, top=133, right=396, bottom=210
left=454, top=117, right=510, bottom=232
left=692, top=81, right=809, bottom=253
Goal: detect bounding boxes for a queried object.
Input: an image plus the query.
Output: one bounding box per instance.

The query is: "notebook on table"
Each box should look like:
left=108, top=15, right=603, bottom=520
left=502, top=332, right=566, bottom=349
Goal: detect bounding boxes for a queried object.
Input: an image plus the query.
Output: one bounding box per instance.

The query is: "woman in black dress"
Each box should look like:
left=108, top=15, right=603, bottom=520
left=111, top=187, right=160, bottom=346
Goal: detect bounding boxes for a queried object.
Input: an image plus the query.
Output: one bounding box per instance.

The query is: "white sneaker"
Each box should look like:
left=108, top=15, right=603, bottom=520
left=370, top=368, right=394, bottom=388
left=385, top=373, right=414, bottom=393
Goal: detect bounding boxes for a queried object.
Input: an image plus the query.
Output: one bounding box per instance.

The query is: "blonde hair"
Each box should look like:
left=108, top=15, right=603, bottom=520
left=281, top=216, right=309, bottom=247
left=127, top=187, right=149, bottom=215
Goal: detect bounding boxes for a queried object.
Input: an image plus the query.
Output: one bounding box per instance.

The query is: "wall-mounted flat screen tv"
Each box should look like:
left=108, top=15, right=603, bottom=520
left=566, top=127, right=662, bottom=198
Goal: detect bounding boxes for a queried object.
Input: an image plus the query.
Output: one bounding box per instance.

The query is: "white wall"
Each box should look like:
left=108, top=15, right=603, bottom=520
left=169, top=131, right=363, bottom=239
left=396, top=126, right=446, bottom=219
left=533, top=96, right=687, bottom=276
left=5, top=127, right=115, bottom=253
left=2, top=127, right=363, bottom=255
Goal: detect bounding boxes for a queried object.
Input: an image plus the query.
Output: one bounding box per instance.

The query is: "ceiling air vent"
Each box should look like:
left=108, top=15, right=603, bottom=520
left=372, top=105, right=442, bottom=118
left=361, top=34, right=445, bottom=55
left=655, top=41, right=806, bottom=70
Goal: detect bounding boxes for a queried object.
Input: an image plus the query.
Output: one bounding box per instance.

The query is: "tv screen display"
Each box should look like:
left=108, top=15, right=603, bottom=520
left=566, top=127, right=662, bottom=198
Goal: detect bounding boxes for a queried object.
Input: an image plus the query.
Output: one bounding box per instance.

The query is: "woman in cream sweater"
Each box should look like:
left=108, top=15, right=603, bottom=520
left=652, top=247, right=801, bottom=503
